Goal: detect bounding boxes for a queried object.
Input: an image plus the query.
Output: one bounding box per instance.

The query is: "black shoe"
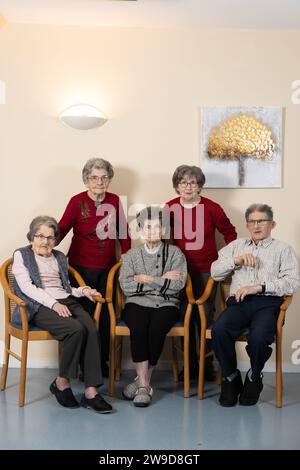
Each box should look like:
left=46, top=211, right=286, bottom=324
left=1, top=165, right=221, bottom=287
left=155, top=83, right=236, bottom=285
left=80, top=393, right=113, bottom=413
left=50, top=379, right=80, bottom=409
left=239, top=370, right=263, bottom=406
left=219, top=370, right=243, bottom=407
left=101, top=361, right=109, bottom=378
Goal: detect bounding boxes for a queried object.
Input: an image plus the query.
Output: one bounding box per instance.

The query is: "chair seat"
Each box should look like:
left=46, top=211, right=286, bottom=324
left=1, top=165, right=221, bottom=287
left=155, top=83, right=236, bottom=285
left=116, top=319, right=184, bottom=328
left=11, top=322, right=48, bottom=332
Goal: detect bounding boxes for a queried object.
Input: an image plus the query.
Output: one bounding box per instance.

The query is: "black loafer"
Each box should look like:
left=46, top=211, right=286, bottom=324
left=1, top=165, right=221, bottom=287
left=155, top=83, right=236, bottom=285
left=50, top=379, right=80, bottom=408
left=239, top=371, right=263, bottom=406
left=219, top=370, right=243, bottom=407
left=80, top=393, right=113, bottom=413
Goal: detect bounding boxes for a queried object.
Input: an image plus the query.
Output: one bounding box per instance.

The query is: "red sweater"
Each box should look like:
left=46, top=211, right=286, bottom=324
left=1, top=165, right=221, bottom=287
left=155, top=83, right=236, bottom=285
left=165, top=196, right=237, bottom=273
left=58, top=191, right=131, bottom=270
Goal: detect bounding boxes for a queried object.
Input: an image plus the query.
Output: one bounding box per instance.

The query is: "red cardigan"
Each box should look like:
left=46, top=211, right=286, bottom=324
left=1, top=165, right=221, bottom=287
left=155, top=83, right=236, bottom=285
left=165, top=196, right=237, bottom=273
left=58, top=191, right=131, bottom=270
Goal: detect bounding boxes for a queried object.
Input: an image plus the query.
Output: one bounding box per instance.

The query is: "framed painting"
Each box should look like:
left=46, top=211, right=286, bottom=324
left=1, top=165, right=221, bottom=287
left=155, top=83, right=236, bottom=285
left=200, top=106, right=282, bottom=188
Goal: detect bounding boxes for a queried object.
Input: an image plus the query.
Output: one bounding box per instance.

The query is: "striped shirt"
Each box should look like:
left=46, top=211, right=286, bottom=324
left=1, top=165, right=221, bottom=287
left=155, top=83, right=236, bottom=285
left=211, top=237, right=299, bottom=297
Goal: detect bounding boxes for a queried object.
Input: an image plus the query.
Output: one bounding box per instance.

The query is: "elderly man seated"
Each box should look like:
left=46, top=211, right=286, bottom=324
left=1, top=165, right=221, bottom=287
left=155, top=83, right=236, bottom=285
left=211, top=204, right=299, bottom=407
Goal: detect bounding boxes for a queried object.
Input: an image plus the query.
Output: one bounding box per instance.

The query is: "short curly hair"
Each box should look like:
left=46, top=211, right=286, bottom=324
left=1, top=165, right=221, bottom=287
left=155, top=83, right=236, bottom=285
left=27, top=216, right=59, bottom=243
left=172, top=165, right=206, bottom=194
left=82, top=157, right=114, bottom=184
left=245, top=204, right=274, bottom=222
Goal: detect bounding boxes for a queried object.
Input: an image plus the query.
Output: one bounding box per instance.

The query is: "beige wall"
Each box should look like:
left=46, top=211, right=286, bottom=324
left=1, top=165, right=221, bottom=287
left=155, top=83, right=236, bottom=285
left=0, top=24, right=299, bottom=370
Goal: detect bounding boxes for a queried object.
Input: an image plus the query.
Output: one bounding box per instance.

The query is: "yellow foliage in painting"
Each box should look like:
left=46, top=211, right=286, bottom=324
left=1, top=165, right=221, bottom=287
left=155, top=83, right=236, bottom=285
left=208, top=114, right=275, bottom=161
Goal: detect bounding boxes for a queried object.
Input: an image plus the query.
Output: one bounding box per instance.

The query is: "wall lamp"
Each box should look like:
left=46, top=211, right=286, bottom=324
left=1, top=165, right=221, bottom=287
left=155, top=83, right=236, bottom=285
left=59, top=104, right=108, bottom=130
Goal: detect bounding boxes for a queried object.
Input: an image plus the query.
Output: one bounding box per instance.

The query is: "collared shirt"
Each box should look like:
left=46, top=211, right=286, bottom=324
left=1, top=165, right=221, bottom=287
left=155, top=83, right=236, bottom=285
left=211, top=237, right=299, bottom=297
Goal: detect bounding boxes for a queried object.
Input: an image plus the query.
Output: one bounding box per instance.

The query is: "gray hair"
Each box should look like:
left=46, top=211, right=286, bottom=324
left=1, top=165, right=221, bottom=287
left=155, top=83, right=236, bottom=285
left=82, top=157, right=114, bottom=184
left=172, top=165, right=206, bottom=194
left=27, top=216, right=59, bottom=242
left=136, top=206, right=169, bottom=232
left=245, top=204, right=274, bottom=222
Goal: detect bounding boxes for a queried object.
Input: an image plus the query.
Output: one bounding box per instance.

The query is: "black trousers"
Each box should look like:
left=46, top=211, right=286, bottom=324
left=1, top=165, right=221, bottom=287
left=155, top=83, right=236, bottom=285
left=70, top=265, right=110, bottom=364
left=123, top=303, right=180, bottom=366
left=180, top=271, right=218, bottom=366
left=34, top=296, right=103, bottom=387
left=211, top=295, right=283, bottom=381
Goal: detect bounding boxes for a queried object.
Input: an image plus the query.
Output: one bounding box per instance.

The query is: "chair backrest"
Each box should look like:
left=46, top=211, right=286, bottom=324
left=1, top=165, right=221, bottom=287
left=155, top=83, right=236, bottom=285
left=0, top=258, right=15, bottom=325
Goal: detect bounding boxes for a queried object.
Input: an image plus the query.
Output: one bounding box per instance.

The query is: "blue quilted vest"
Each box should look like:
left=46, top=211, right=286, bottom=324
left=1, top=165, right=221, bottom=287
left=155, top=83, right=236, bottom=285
left=12, top=245, right=71, bottom=325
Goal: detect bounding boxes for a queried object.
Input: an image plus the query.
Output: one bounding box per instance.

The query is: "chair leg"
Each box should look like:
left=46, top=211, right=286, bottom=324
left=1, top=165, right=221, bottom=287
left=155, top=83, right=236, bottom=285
left=108, top=335, right=115, bottom=397
left=115, top=337, right=122, bottom=381
left=183, top=332, right=190, bottom=398
left=171, top=337, right=179, bottom=383
left=19, top=338, right=29, bottom=407
left=198, top=337, right=206, bottom=400
left=276, top=334, right=283, bottom=408
left=0, top=331, right=11, bottom=391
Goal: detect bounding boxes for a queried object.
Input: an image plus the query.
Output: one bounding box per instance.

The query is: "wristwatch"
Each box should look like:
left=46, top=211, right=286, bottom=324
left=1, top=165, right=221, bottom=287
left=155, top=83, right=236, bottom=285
left=261, top=283, right=266, bottom=294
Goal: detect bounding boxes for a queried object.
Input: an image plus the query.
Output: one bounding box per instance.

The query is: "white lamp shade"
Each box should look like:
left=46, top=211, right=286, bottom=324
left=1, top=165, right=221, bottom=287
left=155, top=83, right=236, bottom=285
left=59, top=104, right=107, bottom=130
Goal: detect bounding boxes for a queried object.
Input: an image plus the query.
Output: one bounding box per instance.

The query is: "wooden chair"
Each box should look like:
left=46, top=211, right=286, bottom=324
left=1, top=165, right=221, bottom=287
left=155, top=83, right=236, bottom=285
left=197, top=279, right=293, bottom=407
left=0, top=258, right=104, bottom=406
left=106, top=261, right=203, bottom=398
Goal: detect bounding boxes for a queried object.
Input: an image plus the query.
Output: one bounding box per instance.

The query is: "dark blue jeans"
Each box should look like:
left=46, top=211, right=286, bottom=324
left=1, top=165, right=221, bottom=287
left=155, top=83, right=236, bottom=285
left=211, top=295, right=283, bottom=380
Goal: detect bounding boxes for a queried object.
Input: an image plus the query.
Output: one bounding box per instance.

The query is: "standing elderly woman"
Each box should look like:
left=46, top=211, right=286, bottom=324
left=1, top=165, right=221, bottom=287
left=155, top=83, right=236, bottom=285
left=58, top=158, right=131, bottom=376
left=119, top=207, right=187, bottom=407
left=12, top=216, right=112, bottom=413
left=165, top=165, right=237, bottom=381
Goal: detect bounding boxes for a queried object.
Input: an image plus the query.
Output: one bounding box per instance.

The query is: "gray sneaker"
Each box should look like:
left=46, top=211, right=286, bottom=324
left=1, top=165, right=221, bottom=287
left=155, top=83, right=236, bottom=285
left=133, top=387, right=153, bottom=407
left=122, top=377, right=140, bottom=400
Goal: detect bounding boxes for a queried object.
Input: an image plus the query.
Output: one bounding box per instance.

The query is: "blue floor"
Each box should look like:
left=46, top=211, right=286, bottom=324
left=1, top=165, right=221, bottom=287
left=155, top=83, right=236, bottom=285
left=0, top=368, right=299, bottom=450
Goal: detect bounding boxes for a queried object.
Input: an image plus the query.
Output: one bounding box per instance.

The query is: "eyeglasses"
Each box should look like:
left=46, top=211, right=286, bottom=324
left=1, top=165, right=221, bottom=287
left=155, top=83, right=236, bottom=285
left=247, top=219, right=271, bottom=226
left=34, top=234, right=56, bottom=242
left=88, top=175, right=110, bottom=184
left=178, top=180, right=199, bottom=188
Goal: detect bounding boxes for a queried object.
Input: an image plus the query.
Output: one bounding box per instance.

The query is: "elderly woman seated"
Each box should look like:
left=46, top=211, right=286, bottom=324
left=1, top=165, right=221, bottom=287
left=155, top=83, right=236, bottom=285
left=12, top=215, right=112, bottom=413
left=119, top=207, right=187, bottom=407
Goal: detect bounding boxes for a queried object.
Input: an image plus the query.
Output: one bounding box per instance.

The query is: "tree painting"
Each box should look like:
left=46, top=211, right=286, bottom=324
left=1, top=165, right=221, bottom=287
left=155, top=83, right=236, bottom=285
left=207, top=114, right=276, bottom=186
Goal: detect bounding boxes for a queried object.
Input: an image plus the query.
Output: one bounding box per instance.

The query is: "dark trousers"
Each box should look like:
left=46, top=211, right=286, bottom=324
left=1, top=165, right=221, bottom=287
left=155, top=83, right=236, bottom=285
left=180, top=271, right=218, bottom=366
left=34, top=296, right=103, bottom=387
left=70, top=265, right=110, bottom=364
left=211, top=295, right=283, bottom=381
left=123, top=303, right=180, bottom=366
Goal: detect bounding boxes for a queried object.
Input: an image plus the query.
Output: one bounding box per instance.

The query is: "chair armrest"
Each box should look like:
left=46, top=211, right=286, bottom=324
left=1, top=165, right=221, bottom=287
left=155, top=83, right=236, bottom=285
left=106, top=261, right=122, bottom=303
left=5, top=289, right=26, bottom=307
left=68, top=265, right=86, bottom=287
left=195, top=277, right=215, bottom=331
left=185, top=273, right=195, bottom=305
left=277, top=295, right=293, bottom=330
left=195, top=277, right=215, bottom=306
